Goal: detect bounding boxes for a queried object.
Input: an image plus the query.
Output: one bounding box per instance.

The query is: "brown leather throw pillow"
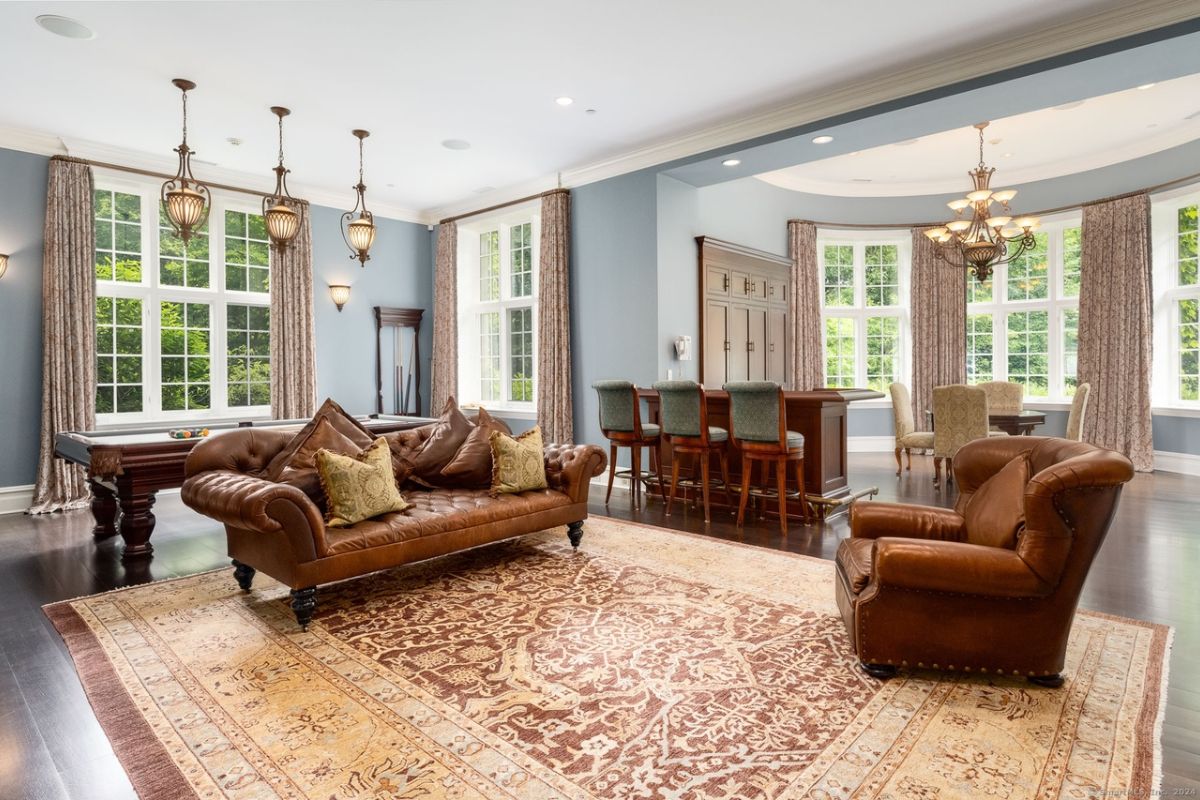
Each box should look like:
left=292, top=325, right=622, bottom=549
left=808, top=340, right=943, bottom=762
left=266, top=398, right=374, bottom=481
left=963, top=453, right=1031, bottom=549
left=407, top=396, right=474, bottom=486
left=273, top=416, right=363, bottom=503
left=440, top=408, right=510, bottom=488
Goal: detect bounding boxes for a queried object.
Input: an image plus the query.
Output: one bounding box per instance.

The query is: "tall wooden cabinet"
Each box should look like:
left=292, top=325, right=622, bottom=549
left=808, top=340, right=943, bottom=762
left=697, top=236, right=790, bottom=387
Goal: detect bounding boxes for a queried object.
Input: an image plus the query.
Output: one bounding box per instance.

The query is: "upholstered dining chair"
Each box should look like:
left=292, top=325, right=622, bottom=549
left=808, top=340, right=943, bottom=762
left=592, top=380, right=665, bottom=508
left=652, top=380, right=733, bottom=523
left=1065, top=383, right=1091, bottom=442
left=932, top=384, right=1003, bottom=488
left=725, top=381, right=810, bottom=533
left=979, top=381, right=1023, bottom=430
left=889, top=382, right=933, bottom=477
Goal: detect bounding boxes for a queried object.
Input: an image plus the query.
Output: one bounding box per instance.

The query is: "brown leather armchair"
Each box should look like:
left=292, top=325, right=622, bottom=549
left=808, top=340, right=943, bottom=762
left=835, top=436, right=1134, bottom=686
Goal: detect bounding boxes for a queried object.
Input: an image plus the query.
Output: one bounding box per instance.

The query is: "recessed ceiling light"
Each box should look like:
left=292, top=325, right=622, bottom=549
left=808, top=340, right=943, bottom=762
left=441, top=139, right=471, bottom=150
left=1003, top=152, right=1013, bottom=158
left=722, top=158, right=741, bottom=167
left=35, top=14, right=95, bottom=39
left=386, top=183, right=396, bottom=188
left=1137, top=83, right=1156, bottom=90
left=226, top=137, right=243, bottom=147
left=585, top=108, right=597, bottom=115
left=812, top=135, right=834, bottom=144
left=851, top=178, right=873, bottom=183
left=555, top=97, right=574, bottom=106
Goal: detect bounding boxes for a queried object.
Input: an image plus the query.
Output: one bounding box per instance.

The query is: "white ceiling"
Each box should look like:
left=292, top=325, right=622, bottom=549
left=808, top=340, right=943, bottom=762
left=0, top=0, right=1168, bottom=218
left=755, top=74, right=1200, bottom=197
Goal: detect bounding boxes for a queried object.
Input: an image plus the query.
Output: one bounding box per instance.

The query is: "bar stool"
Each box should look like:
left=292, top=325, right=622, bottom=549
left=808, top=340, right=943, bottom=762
left=652, top=380, right=732, bottom=523
left=592, top=380, right=666, bottom=508
left=725, top=381, right=810, bottom=533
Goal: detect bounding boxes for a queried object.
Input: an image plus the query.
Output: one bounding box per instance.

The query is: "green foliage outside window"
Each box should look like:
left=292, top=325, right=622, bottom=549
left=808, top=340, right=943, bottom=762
left=1062, top=227, right=1082, bottom=298
left=508, top=307, right=533, bottom=402
left=510, top=223, right=533, bottom=298
left=1180, top=299, right=1199, bottom=401
left=966, top=313, right=993, bottom=383
left=824, top=317, right=855, bottom=388
left=161, top=301, right=211, bottom=411
left=94, top=189, right=143, bottom=283
left=1007, top=232, right=1049, bottom=301
left=225, top=211, right=270, bottom=293
left=864, top=316, right=900, bottom=391
left=1006, top=310, right=1049, bottom=397
left=822, top=245, right=854, bottom=306
left=95, top=296, right=143, bottom=414
left=1180, top=206, right=1198, bottom=287
left=227, top=304, right=271, bottom=407
left=159, top=203, right=210, bottom=288
left=864, top=245, right=899, bottom=307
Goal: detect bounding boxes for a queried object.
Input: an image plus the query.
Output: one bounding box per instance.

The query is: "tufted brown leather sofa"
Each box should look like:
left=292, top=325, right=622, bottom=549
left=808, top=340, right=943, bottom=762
left=181, top=427, right=607, bottom=629
left=835, top=436, right=1134, bottom=687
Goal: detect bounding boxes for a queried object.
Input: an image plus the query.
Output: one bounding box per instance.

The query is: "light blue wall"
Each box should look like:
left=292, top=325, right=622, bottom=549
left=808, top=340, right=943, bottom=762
left=0, top=145, right=432, bottom=490
left=0, top=148, right=49, bottom=487
left=311, top=205, right=432, bottom=416
left=655, top=174, right=701, bottom=380
left=570, top=169, right=660, bottom=462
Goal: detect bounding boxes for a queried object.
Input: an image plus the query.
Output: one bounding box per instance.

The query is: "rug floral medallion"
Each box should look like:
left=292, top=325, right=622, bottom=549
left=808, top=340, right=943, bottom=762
left=47, top=517, right=1169, bottom=800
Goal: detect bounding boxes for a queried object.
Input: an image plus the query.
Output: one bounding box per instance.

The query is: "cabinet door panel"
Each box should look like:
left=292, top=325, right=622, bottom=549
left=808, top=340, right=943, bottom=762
left=768, top=308, right=787, bottom=383
left=748, top=307, right=767, bottom=381
left=728, top=305, right=749, bottom=381
left=751, top=274, right=769, bottom=301
left=706, top=265, right=730, bottom=297
left=704, top=301, right=728, bottom=386
left=769, top=279, right=788, bottom=306
left=730, top=271, right=751, bottom=299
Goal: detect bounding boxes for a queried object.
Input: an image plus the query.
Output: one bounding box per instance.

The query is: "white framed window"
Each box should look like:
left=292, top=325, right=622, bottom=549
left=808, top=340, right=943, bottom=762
left=964, top=216, right=1081, bottom=402
left=818, top=231, right=911, bottom=393
left=93, top=172, right=271, bottom=426
left=456, top=204, right=540, bottom=414
left=1152, top=189, right=1200, bottom=408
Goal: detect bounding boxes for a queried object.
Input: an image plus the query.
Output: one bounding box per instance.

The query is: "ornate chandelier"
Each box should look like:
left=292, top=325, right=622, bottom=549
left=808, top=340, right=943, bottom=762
left=160, top=78, right=211, bottom=244
left=262, top=106, right=303, bottom=250
left=340, top=129, right=376, bottom=266
left=923, top=122, right=1041, bottom=282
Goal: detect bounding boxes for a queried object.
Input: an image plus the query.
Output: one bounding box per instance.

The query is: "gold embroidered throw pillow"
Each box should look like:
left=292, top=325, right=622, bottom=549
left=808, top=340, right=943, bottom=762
left=489, top=426, right=548, bottom=495
left=316, top=438, right=410, bottom=527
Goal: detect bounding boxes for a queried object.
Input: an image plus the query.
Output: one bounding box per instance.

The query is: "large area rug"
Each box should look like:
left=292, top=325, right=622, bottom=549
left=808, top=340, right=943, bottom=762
left=47, top=517, right=1169, bottom=799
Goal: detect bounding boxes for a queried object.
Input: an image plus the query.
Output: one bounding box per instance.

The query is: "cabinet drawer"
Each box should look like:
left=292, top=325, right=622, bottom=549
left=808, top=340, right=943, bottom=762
left=706, top=265, right=730, bottom=297
left=730, top=271, right=752, bottom=298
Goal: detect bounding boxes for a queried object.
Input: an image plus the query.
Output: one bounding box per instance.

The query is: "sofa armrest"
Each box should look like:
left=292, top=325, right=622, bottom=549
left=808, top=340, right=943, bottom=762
left=872, top=538, right=1052, bottom=598
left=181, top=470, right=323, bottom=562
left=544, top=443, right=608, bottom=504
left=851, top=501, right=966, bottom=542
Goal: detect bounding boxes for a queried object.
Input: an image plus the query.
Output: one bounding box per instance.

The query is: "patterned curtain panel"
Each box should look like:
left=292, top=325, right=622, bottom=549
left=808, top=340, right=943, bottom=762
left=787, top=221, right=823, bottom=390
left=269, top=200, right=316, bottom=419
left=431, top=221, right=458, bottom=413
left=537, top=190, right=574, bottom=443
left=30, top=157, right=96, bottom=514
left=910, top=227, right=966, bottom=425
left=1078, top=193, right=1154, bottom=471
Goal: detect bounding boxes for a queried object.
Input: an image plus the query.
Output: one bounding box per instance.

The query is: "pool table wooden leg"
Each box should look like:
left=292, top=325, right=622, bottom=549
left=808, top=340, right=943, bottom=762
left=116, top=482, right=157, bottom=561
left=89, top=480, right=119, bottom=542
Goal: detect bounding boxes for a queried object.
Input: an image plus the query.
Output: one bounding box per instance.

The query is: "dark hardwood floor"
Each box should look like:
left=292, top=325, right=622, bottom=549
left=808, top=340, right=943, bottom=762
left=0, top=452, right=1196, bottom=798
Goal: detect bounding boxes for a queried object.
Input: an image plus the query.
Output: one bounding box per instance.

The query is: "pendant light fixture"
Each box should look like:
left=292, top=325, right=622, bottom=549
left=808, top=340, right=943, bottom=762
left=340, top=129, right=376, bottom=266
left=160, top=78, right=211, bottom=244
left=262, top=106, right=303, bottom=250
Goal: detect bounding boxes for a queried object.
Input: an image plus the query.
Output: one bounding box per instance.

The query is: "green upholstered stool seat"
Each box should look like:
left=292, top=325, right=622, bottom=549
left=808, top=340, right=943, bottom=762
left=592, top=379, right=666, bottom=509
left=650, top=379, right=733, bottom=524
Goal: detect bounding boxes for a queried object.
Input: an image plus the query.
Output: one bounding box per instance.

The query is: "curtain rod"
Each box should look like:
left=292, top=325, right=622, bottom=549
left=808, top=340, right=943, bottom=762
left=788, top=170, right=1200, bottom=230
left=55, top=154, right=308, bottom=204
left=439, top=188, right=567, bottom=225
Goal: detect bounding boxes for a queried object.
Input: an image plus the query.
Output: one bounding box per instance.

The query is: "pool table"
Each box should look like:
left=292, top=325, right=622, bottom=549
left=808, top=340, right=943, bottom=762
left=55, top=414, right=435, bottom=561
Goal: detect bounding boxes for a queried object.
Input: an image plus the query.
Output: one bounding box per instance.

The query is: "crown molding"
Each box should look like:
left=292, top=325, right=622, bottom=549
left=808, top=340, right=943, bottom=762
left=0, top=124, right=67, bottom=157
left=425, top=0, right=1200, bottom=220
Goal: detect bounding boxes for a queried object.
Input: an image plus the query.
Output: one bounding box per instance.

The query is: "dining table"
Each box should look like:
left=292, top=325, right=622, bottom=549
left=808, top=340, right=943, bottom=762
left=924, top=408, right=1047, bottom=436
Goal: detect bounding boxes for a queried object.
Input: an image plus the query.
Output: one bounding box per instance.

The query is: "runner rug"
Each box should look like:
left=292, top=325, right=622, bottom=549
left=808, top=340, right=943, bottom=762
left=46, top=517, right=1170, bottom=799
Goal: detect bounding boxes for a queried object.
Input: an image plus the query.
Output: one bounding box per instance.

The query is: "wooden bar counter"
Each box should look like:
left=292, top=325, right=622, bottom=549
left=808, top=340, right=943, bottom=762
left=638, top=387, right=883, bottom=518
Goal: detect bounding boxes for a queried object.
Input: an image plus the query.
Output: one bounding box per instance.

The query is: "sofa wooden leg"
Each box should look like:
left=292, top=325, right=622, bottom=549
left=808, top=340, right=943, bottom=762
left=290, top=587, right=317, bottom=631
left=567, top=521, right=584, bottom=550
left=860, top=662, right=898, bottom=679
left=1028, top=673, right=1065, bottom=688
left=232, top=560, right=255, bottom=593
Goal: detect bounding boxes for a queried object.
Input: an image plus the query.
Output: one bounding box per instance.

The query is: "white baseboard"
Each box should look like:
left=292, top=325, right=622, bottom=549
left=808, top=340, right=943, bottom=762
left=1154, top=450, right=1200, bottom=477
left=848, top=436, right=894, bottom=453
left=0, top=485, right=34, bottom=515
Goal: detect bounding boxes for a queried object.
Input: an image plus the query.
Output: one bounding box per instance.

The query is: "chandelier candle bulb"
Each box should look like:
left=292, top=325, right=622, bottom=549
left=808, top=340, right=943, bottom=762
left=986, top=216, right=1012, bottom=229
left=947, top=198, right=971, bottom=211
left=924, top=227, right=949, bottom=240
left=946, top=220, right=971, bottom=232
left=991, top=189, right=1017, bottom=203
left=967, top=189, right=993, bottom=203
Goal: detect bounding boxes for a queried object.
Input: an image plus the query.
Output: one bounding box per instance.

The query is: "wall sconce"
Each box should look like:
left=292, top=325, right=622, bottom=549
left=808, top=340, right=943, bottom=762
left=0, top=254, right=8, bottom=280
left=329, top=284, right=351, bottom=312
